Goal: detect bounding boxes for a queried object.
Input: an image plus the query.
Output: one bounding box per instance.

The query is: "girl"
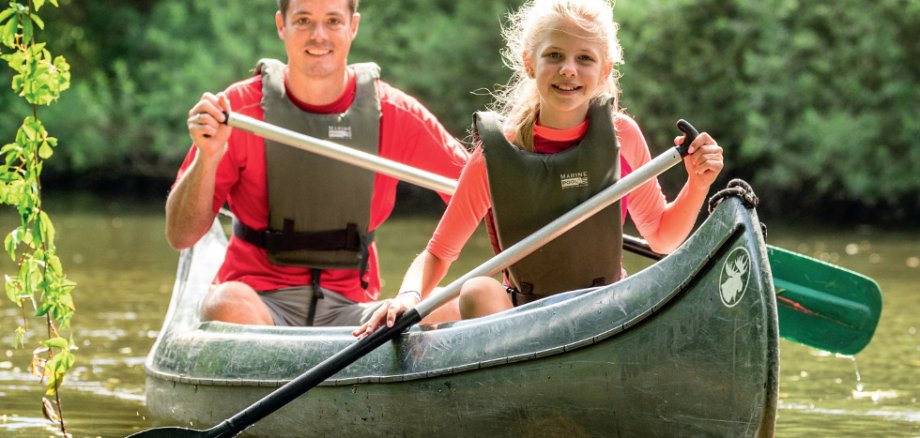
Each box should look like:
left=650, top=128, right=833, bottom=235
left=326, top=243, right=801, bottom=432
left=353, top=0, right=723, bottom=336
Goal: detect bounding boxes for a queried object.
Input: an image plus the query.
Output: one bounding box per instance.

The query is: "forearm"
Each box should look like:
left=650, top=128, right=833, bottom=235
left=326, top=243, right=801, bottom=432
left=645, top=181, right=709, bottom=254
left=399, top=250, right=451, bottom=300
left=165, top=151, right=221, bottom=250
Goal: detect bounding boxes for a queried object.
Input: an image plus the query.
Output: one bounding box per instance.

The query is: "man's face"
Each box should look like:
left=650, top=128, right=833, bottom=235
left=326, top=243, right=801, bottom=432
left=276, top=0, right=360, bottom=80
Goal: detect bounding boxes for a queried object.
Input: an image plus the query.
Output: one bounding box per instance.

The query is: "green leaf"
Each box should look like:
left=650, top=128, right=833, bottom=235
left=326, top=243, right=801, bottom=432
left=20, top=12, right=31, bottom=41
left=59, top=292, right=75, bottom=312
left=59, top=278, right=76, bottom=295
left=1, top=12, right=17, bottom=47
left=39, top=211, right=55, bottom=244
left=1, top=141, right=22, bottom=155
left=0, top=8, right=15, bottom=25
left=29, top=13, right=43, bottom=30
left=48, top=254, right=62, bottom=274
left=38, top=140, right=53, bottom=159
left=41, top=337, right=68, bottom=350
left=20, top=226, right=33, bottom=246
left=5, top=274, right=24, bottom=303
left=20, top=121, right=36, bottom=140
left=27, top=258, right=43, bottom=290
left=33, top=0, right=45, bottom=12
left=4, top=229, right=19, bottom=260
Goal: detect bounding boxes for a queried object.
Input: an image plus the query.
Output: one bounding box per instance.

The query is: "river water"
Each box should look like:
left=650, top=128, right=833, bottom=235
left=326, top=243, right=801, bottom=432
left=0, top=195, right=917, bottom=437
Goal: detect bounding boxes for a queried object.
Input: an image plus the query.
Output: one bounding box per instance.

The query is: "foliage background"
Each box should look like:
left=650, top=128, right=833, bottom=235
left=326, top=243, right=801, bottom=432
left=1, top=0, right=917, bottom=223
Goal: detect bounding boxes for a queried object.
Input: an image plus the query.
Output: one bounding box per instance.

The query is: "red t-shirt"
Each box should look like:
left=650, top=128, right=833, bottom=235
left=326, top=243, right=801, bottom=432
left=174, top=69, right=469, bottom=303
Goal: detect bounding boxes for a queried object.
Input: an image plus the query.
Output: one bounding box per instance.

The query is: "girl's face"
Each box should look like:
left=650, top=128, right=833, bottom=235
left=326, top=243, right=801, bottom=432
left=527, top=20, right=612, bottom=129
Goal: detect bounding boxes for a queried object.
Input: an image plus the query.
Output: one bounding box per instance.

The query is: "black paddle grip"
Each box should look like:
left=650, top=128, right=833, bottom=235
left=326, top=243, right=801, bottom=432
left=675, top=119, right=700, bottom=157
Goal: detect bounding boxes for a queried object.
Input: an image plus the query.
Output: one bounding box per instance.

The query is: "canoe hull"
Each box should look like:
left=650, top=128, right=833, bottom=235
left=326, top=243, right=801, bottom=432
left=145, top=197, right=778, bottom=437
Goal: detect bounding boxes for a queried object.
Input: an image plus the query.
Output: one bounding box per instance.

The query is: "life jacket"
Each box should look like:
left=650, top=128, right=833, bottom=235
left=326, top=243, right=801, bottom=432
left=233, top=59, right=381, bottom=278
left=477, top=96, right=623, bottom=305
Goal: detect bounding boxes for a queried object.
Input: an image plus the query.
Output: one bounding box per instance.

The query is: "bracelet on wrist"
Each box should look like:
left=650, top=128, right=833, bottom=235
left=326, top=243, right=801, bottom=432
left=396, top=290, right=421, bottom=302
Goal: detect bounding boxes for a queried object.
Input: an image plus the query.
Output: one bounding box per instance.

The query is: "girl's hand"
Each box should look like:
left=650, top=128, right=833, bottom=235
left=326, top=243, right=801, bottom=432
left=675, top=132, right=723, bottom=190
left=351, top=293, right=420, bottom=338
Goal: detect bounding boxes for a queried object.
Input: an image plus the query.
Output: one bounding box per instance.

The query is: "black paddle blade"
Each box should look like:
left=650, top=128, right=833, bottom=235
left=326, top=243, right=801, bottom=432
left=126, top=426, right=210, bottom=438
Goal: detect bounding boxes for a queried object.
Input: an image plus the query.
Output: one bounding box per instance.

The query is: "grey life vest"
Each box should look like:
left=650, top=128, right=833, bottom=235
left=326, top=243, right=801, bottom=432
left=233, top=59, right=381, bottom=275
left=477, top=97, right=623, bottom=305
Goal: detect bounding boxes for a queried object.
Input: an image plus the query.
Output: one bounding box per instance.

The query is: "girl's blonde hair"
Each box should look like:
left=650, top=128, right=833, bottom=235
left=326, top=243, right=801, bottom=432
left=491, top=0, right=623, bottom=151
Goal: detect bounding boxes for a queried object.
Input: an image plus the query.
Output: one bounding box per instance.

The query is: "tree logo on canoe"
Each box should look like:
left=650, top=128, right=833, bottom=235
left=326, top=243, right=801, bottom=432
left=719, top=247, right=751, bottom=307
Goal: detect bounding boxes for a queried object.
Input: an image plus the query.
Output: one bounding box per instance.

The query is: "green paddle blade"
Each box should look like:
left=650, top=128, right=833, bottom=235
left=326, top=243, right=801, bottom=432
left=768, top=245, right=882, bottom=355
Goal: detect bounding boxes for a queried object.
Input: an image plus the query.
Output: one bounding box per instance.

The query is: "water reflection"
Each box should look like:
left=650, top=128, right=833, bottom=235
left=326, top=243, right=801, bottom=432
left=0, top=198, right=918, bottom=436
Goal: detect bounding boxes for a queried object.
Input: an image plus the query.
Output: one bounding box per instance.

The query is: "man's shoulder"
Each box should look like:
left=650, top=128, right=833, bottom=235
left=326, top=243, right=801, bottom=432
left=376, top=80, right=429, bottom=116
left=224, top=74, right=263, bottom=105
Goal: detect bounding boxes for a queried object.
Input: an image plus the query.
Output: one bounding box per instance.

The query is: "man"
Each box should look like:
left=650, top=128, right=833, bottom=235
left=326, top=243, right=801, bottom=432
left=166, top=0, right=468, bottom=327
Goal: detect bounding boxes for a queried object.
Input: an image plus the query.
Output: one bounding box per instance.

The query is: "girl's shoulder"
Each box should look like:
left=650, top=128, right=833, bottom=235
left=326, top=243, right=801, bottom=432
left=612, top=111, right=644, bottom=146
left=612, top=111, right=641, bottom=134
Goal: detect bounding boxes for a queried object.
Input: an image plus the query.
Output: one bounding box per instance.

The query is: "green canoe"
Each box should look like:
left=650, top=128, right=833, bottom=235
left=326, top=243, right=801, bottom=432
left=144, top=196, right=779, bottom=437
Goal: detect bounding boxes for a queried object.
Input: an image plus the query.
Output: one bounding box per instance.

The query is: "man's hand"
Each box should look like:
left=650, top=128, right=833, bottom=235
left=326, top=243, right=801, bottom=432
left=188, top=92, right=232, bottom=162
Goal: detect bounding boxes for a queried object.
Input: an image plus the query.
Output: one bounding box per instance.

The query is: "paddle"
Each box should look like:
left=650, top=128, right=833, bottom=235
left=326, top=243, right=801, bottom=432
left=623, top=235, right=881, bottom=355
left=221, top=111, right=882, bottom=355
left=129, top=118, right=699, bottom=438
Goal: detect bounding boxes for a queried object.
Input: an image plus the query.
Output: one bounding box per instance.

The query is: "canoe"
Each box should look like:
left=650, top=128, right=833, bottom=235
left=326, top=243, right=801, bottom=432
left=144, top=196, right=779, bottom=437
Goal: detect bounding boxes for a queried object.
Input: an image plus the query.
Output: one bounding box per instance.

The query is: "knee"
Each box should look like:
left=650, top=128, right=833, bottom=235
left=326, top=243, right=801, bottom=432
left=199, top=282, right=258, bottom=321
left=459, top=277, right=500, bottom=303
left=458, top=277, right=508, bottom=319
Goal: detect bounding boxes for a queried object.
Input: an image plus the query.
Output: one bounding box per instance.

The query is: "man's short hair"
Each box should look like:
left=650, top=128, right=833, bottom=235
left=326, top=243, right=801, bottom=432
left=278, top=0, right=359, bottom=18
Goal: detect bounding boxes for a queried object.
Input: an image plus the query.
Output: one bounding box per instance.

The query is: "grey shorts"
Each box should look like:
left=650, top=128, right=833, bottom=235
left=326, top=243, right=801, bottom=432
left=258, top=286, right=384, bottom=327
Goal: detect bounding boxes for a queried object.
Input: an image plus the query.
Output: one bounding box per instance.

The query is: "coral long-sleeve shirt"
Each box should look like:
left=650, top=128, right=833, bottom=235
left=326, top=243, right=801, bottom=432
left=427, top=113, right=666, bottom=262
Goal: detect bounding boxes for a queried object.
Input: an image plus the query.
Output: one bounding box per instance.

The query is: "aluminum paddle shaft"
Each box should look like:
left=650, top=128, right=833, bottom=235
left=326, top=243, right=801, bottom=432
left=224, top=111, right=458, bottom=195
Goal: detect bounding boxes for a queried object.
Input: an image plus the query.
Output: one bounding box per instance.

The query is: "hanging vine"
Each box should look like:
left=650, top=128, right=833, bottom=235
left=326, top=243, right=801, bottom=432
left=0, top=0, right=75, bottom=435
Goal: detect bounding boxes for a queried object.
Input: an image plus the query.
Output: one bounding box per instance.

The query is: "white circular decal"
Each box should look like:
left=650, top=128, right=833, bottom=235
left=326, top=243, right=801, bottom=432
left=719, top=246, right=751, bottom=307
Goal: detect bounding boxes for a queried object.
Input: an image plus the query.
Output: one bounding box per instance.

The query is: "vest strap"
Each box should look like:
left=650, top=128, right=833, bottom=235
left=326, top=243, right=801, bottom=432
left=307, top=269, right=324, bottom=326
left=233, top=218, right=373, bottom=253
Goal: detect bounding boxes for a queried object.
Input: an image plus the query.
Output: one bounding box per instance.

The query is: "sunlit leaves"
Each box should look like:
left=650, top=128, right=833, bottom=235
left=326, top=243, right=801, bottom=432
left=3, top=43, right=71, bottom=106
left=34, top=338, right=76, bottom=396
left=42, top=340, right=74, bottom=396
left=0, top=4, right=20, bottom=47
left=1, top=0, right=73, bottom=429
left=1, top=1, right=52, bottom=47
